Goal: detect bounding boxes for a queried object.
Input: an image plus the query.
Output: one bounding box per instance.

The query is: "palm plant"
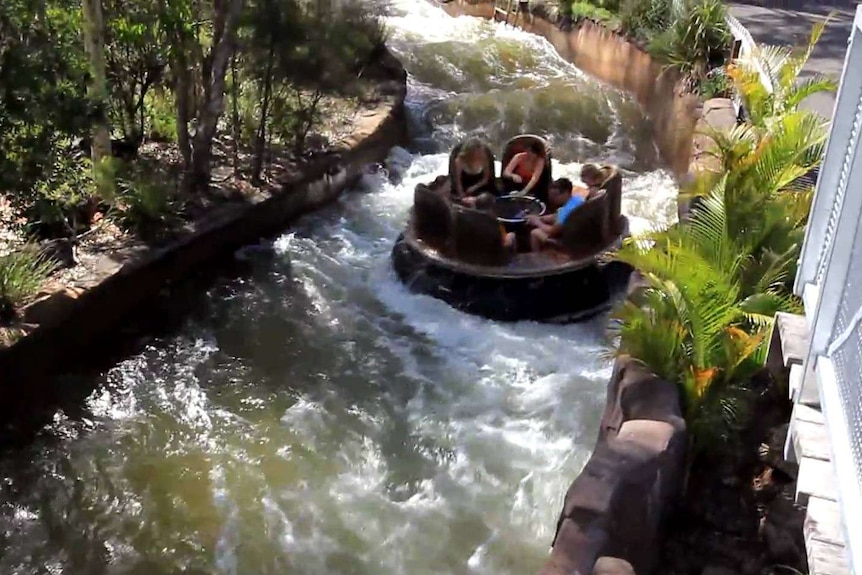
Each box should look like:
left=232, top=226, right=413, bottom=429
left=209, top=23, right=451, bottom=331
left=612, top=186, right=801, bottom=452
left=727, top=16, right=837, bottom=128
left=611, top=18, right=832, bottom=456
left=692, top=106, right=828, bottom=288
left=617, top=123, right=817, bottom=449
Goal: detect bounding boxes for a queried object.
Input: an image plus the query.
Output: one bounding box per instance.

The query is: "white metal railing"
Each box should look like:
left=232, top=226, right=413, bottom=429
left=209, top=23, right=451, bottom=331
left=725, top=13, right=775, bottom=99
left=795, top=8, right=862, bottom=307
left=794, top=7, right=862, bottom=575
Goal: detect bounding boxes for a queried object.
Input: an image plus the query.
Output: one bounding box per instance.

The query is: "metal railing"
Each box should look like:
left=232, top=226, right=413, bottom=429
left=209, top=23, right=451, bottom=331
left=793, top=7, right=862, bottom=575
left=725, top=12, right=775, bottom=120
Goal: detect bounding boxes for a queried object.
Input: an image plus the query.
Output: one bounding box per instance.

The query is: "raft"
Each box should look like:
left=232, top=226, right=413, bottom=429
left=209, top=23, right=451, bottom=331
left=391, top=135, right=632, bottom=323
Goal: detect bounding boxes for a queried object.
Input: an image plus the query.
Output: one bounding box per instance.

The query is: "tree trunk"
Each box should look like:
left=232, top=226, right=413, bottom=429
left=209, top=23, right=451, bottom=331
left=81, top=0, right=113, bottom=199
left=186, top=0, right=245, bottom=194
left=139, top=84, right=146, bottom=141
left=231, top=51, right=240, bottom=176
left=175, top=57, right=193, bottom=168
left=293, top=89, right=323, bottom=157
left=251, top=45, right=275, bottom=185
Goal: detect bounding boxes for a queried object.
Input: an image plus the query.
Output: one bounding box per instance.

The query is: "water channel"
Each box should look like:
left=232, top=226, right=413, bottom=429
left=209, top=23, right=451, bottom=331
left=0, top=2, right=678, bottom=573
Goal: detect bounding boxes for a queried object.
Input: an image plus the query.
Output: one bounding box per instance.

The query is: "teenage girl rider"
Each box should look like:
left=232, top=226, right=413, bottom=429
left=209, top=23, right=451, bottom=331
left=453, top=138, right=495, bottom=202
left=502, top=140, right=546, bottom=197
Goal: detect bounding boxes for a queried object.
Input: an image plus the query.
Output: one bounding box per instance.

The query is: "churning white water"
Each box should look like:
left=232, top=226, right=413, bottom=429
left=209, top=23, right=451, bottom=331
left=0, top=2, right=678, bottom=574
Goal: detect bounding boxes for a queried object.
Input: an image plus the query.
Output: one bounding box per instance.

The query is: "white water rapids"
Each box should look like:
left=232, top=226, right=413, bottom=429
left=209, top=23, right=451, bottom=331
left=0, top=2, right=678, bottom=574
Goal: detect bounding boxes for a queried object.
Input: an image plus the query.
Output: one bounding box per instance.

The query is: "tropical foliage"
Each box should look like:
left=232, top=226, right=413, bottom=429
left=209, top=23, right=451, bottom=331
left=560, top=0, right=731, bottom=91
left=611, top=22, right=833, bottom=454
left=0, top=0, right=387, bottom=320
left=646, top=0, right=730, bottom=84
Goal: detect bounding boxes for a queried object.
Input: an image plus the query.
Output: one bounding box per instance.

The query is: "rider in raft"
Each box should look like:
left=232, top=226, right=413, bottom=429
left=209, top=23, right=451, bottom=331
left=526, top=164, right=605, bottom=251
left=453, top=138, right=495, bottom=206
left=502, top=140, right=546, bottom=197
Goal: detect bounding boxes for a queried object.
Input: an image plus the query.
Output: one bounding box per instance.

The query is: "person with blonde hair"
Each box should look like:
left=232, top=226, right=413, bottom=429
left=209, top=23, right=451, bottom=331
left=453, top=138, right=494, bottom=201
left=577, top=163, right=606, bottom=196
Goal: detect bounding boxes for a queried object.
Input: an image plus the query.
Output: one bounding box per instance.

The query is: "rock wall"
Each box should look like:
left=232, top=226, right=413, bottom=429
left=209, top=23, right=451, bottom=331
left=546, top=356, right=688, bottom=575
left=0, top=47, right=409, bottom=416
left=680, top=97, right=738, bottom=219
left=439, top=0, right=701, bottom=179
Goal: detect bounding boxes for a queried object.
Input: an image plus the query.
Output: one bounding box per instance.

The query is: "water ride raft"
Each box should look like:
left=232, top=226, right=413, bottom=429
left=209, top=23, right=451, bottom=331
left=391, top=136, right=632, bottom=323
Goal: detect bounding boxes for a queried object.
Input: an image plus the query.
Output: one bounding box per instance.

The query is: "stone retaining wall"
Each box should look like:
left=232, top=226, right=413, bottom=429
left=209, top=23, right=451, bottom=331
left=439, top=0, right=701, bottom=179
left=0, top=47, right=409, bottom=417
left=545, top=356, right=687, bottom=575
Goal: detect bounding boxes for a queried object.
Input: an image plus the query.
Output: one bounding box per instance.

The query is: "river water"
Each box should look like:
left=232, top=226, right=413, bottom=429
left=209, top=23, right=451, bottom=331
left=0, top=2, right=678, bottom=574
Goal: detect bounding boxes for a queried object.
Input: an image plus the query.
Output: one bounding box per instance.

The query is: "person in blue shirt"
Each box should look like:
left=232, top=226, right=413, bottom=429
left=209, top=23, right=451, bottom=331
left=526, top=165, right=605, bottom=252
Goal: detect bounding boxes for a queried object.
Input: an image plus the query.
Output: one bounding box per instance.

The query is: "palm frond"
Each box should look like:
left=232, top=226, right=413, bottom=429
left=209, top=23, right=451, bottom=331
left=784, top=75, right=838, bottom=112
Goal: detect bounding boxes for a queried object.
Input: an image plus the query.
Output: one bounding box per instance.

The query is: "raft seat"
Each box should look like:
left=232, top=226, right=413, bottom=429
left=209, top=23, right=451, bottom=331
left=413, top=183, right=454, bottom=252
left=544, top=165, right=623, bottom=259
left=559, top=190, right=611, bottom=254
left=452, top=205, right=511, bottom=267
left=600, top=168, right=624, bottom=236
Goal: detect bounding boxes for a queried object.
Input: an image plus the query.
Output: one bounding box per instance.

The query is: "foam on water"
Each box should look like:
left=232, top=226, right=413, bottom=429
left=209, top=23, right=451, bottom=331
left=0, top=1, right=677, bottom=574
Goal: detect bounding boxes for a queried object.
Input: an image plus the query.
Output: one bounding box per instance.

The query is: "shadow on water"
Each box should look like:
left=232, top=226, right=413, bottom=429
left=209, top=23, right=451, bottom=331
left=0, top=249, right=277, bottom=447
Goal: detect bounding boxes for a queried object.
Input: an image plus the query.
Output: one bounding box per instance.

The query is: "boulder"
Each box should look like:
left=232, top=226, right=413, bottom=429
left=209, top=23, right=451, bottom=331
left=600, top=356, right=685, bottom=440
left=553, top=422, right=687, bottom=575
left=549, top=358, right=688, bottom=575
left=542, top=518, right=608, bottom=575
left=593, top=557, right=636, bottom=575
left=40, top=238, right=78, bottom=269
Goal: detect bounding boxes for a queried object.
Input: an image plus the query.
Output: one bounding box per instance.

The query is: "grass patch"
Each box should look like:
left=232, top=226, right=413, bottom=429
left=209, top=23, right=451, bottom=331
left=0, top=244, right=57, bottom=322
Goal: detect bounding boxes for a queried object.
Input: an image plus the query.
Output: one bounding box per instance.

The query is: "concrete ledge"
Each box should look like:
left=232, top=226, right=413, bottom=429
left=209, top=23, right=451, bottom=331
left=0, top=46, right=409, bottom=416
left=548, top=356, right=687, bottom=575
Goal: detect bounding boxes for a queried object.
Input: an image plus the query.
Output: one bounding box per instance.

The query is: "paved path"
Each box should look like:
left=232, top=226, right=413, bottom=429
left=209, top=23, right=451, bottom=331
left=727, top=0, right=860, bottom=117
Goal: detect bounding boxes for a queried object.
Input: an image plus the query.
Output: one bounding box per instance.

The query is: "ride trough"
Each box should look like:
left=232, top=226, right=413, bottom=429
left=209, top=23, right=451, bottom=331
left=391, top=135, right=633, bottom=323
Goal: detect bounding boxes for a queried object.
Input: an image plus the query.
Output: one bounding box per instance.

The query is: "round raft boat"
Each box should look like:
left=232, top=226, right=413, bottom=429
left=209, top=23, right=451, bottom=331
left=391, top=135, right=633, bottom=323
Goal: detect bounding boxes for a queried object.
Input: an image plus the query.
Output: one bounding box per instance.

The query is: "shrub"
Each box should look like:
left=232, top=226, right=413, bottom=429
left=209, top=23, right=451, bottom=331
left=648, top=0, right=731, bottom=84
left=0, top=244, right=58, bottom=322
left=699, top=66, right=731, bottom=99
left=145, top=89, right=179, bottom=143
left=116, top=165, right=181, bottom=239
left=619, top=0, right=671, bottom=43
left=24, top=151, right=99, bottom=240
left=565, top=1, right=620, bottom=27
